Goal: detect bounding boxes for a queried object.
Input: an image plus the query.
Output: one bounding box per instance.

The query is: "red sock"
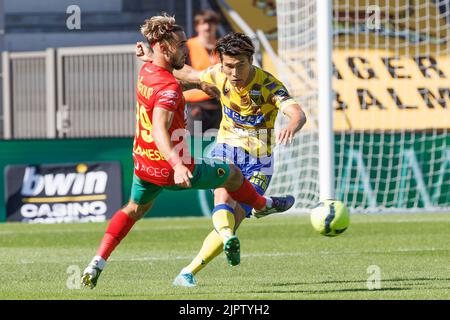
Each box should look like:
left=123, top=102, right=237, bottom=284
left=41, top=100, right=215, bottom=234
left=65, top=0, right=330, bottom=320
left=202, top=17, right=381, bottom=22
left=96, top=210, right=136, bottom=260
left=228, top=178, right=267, bottom=210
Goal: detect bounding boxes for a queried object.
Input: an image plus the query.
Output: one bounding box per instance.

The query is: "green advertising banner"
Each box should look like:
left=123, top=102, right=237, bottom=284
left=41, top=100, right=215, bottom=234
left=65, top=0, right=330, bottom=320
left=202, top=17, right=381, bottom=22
left=335, top=132, right=450, bottom=210
left=1, top=133, right=449, bottom=222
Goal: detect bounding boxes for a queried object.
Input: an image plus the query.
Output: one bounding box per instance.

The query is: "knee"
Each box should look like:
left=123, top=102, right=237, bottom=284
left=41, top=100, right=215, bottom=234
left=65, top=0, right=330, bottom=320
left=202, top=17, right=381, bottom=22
left=214, top=188, right=236, bottom=206
left=122, top=201, right=146, bottom=221
left=224, top=164, right=243, bottom=189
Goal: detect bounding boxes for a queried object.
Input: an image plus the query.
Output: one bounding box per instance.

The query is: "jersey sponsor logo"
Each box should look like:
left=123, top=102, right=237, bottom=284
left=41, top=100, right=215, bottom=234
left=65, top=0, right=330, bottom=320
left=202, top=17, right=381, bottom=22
left=160, top=90, right=179, bottom=99
left=135, top=162, right=170, bottom=178
left=223, top=105, right=265, bottom=126
left=230, top=127, right=269, bottom=137
left=157, top=90, right=178, bottom=107
left=158, top=97, right=177, bottom=106
left=249, top=171, right=271, bottom=191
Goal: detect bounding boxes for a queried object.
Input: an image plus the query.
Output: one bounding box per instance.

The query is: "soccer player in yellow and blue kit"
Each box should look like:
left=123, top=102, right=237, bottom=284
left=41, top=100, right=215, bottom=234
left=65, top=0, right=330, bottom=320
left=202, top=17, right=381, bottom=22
left=137, top=31, right=306, bottom=287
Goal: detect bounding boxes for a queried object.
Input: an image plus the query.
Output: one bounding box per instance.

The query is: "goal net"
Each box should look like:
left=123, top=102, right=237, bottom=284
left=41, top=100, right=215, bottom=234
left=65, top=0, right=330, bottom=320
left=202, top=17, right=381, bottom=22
left=270, top=0, right=450, bottom=213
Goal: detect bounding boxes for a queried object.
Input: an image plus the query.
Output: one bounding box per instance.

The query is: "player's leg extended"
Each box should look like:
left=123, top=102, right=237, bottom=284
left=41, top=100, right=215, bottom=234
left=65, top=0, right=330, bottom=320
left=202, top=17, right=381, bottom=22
left=173, top=161, right=294, bottom=286
left=202, top=169, right=273, bottom=272
left=173, top=201, right=246, bottom=287
left=223, top=164, right=295, bottom=215
left=184, top=167, right=289, bottom=278
left=210, top=187, right=246, bottom=267
left=221, top=164, right=268, bottom=210
left=202, top=165, right=257, bottom=267
left=179, top=200, right=246, bottom=273
left=81, top=174, right=161, bottom=289
left=181, top=162, right=258, bottom=267
left=81, top=200, right=153, bottom=289
left=197, top=162, right=294, bottom=258
left=173, top=162, right=250, bottom=286
left=210, top=189, right=249, bottom=237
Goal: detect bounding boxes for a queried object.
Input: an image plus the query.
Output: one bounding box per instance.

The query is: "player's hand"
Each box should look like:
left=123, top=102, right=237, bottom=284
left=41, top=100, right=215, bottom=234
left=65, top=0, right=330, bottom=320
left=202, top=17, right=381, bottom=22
left=136, top=42, right=151, bottom=62
left=277, top=126, right=295, bottom=145
left=199, top=81, right=220, bottom=99
left=173, top=164, right=193, bottom=188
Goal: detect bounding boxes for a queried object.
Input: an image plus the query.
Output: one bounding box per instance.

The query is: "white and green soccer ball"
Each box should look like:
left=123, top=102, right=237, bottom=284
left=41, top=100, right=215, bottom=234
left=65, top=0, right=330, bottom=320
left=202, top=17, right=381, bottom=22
left=310, top=200, right=350, bottom=237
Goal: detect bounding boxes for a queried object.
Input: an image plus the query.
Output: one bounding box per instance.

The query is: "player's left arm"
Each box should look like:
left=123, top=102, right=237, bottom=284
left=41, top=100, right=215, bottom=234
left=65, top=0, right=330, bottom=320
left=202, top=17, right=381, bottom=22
left=277, top=103, right=307, bottom=145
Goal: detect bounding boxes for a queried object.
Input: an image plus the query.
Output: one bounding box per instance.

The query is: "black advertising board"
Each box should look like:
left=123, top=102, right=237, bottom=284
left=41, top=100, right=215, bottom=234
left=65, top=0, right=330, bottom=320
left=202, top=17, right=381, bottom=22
left=5, top=162, right=122, bottom=223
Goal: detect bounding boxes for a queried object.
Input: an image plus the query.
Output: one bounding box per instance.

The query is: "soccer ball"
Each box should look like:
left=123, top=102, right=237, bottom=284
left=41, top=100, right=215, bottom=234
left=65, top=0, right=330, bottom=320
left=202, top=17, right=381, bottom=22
left=310, top=200, right=350, bottom=237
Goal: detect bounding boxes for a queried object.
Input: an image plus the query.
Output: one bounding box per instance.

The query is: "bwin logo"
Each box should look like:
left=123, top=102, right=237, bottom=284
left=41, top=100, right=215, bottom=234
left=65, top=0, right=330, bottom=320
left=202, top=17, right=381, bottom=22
left=21, top=166, right=108, bottom=197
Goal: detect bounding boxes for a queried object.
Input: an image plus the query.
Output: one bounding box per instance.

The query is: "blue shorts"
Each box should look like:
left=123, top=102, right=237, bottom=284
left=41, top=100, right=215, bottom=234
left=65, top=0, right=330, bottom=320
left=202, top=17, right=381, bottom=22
left=209, top=143, right=274, bottom=217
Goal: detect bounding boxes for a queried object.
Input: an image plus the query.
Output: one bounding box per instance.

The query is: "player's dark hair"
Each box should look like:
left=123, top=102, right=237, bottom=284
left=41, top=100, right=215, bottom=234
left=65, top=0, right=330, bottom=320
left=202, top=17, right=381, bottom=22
left=215, top=32, right=255, bottom=61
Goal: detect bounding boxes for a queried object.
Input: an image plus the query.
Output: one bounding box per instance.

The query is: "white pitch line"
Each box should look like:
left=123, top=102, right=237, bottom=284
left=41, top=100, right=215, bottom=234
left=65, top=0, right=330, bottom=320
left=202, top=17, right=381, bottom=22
left=1, top=215, right=449, bottom=235
left=1, top=246, right=449, bottom=265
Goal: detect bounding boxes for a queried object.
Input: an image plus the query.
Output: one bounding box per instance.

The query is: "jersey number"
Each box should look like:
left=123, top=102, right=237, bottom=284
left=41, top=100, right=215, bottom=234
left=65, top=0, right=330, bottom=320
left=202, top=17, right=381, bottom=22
left=135, top=103, right=154, bottom=143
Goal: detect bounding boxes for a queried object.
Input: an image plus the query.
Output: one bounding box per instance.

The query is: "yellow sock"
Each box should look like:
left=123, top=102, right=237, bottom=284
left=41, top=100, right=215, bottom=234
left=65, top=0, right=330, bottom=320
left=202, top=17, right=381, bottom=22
left=183, top=230, right=223, bottom=275
left=211, top=205, right=236, bottom=242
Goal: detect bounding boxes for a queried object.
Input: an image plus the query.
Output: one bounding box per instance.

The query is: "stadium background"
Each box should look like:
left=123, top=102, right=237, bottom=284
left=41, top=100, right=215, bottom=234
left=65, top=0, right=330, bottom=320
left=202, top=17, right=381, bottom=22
left=0, top=0, right=449, bottom=223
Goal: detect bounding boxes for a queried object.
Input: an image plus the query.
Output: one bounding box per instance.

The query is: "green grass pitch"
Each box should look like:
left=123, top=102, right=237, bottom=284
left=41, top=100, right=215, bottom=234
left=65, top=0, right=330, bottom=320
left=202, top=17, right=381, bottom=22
left=0, top=213, right=449, bottom=300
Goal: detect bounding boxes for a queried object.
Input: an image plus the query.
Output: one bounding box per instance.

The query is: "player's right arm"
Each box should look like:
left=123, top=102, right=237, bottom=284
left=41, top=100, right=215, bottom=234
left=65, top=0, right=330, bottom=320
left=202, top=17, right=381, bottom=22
left=135, top=42, right=219, bottom=98
left=136, top=42, right=152, bottom=62
left=135, top=41, right=202, bottom=83
left=174, top=65, right=220, bottom=99
left=173, top=64, right=201, bottom=83
left=152, top=107, right=193, bottom=188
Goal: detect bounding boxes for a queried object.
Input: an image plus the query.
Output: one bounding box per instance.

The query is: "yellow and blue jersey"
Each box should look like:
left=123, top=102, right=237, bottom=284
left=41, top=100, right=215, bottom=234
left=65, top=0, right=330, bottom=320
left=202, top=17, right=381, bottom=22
left=199, top=64, right=297, bottom=158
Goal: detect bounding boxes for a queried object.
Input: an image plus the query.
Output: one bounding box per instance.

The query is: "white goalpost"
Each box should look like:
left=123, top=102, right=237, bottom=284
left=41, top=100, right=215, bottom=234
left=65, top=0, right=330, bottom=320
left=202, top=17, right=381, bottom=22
left=270, top=0, right=450, bottom=214
left=316, top=0, right=335, bottom=201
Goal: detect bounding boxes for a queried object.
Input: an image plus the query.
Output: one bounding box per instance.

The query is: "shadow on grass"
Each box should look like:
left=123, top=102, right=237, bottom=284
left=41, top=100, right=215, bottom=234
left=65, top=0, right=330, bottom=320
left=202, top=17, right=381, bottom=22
left=271, top=277, right=450, bottom=287
left=81, top=277, right=450, bottom=298
left=124, top=286, right=414, bottom=298
left=249, top=287, right=413, bottom=295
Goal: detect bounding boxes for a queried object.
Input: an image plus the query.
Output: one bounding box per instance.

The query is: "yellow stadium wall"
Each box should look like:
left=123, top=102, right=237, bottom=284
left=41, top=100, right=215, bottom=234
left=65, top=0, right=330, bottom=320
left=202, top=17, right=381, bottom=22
left=217, top=1, right=279, bottom=75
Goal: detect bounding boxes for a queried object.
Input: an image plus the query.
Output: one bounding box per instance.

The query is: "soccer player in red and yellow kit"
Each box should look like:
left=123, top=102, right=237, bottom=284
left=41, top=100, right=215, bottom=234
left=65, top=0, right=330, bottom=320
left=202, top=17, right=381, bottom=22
left=81, top=14, right=294, bottom=289
left=138, top=32, right=307, bottom=287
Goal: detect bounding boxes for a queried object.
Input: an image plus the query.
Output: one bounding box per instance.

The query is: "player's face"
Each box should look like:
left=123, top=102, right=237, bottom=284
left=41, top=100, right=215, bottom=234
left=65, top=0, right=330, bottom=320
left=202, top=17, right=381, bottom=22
left=169, top=31, right=188, bottom=70
left=221, top=54, right=252, bottom=88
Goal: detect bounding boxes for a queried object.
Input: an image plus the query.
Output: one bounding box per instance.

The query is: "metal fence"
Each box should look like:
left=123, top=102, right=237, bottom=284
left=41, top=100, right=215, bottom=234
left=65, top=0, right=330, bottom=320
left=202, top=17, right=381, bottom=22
left=2, top=44, right=139, bottom=139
